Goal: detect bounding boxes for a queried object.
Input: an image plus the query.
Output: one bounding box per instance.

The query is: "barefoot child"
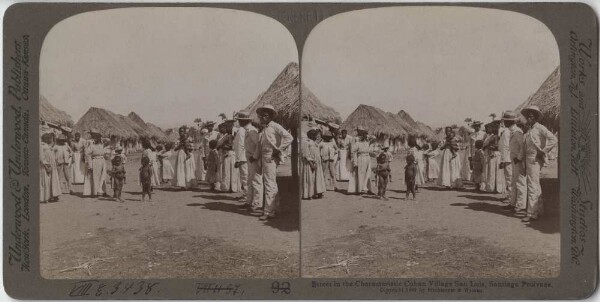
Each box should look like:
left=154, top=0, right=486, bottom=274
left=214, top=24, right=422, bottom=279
left=139, top=156, right=152, bottom=201
left=375, top=152, right=391, bottom=200
left=108, top=155, right=126, bottom=202
left=405, top=154, right=418, bottom=200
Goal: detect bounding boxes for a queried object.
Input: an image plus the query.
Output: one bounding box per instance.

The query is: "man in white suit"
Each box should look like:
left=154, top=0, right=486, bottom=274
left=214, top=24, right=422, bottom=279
left=256, top=105, right=293, bottom=220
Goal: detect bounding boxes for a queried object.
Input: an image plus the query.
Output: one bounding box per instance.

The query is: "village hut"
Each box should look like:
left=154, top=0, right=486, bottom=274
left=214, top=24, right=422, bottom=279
left=341, top=104, right=405, bottom=150
left=516, top=66, right=560, bottom=132
left=40, top=95, right=73, bottom=127
left=74, top=107, right=138, bottom=139
left=117, top=114, right=151, bottom=138
left=397, top=110, right=425, bottom=136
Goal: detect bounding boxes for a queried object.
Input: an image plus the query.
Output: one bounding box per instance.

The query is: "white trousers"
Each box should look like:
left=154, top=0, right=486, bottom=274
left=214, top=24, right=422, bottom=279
left=525, top=159, right=543, bottom=218
left=262, top=158, right=278, bottom=216
left=510, top=162, right=527, bottom=209
left=247, top=161, right=264, bottom=208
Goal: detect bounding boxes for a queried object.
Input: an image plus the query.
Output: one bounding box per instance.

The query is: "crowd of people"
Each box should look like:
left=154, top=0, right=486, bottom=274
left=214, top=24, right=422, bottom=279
left=301, top=105, right=557, bottom=222
left=40, top=104, right=293, bottom=221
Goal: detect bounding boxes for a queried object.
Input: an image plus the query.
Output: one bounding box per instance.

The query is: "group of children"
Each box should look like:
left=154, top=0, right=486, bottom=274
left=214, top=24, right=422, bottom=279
left=301, top=126, right=444, bottom=201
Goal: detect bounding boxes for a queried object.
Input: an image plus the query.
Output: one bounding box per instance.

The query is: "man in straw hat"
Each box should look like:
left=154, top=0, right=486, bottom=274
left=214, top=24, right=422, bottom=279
left=256, top=104, right=293, bottom=220
left=520, top=105, right=557, bottom=222
left=499, top=112, right=514, bottom=201
left=237, top=111, right=263, bottom=211
left=234, top=111, right=250, bottom=204
left=499, top=110, right=527, bottom=213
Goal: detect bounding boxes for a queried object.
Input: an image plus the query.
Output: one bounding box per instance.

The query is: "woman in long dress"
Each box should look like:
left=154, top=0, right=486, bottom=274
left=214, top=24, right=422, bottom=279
left=70, top=133, right=86, bottom=184
left=172, top=126, right=196, bottom=190
left=407, top=135, right=425, bottom=187
left=40, top=133, right=62, bottom=202
left=302, top=129, right=326, bottom=199
left=483, top=122, right=506, bottom=194
left=194, top=131, right=207, bottom=182
left=217, top=122, right=240, bottom=193
left=347, top=127, right=375, bottom=195
left=83, top=130, right=108, bottom=197
left=437, top=127, right=463, bottom=189
left=425, top=142, right=441, bottom=182
left=160, top=143, right=175, bottom=183
left=335, top=130, right=353, bottom=181
left=142, top=141, right=162, bottom=188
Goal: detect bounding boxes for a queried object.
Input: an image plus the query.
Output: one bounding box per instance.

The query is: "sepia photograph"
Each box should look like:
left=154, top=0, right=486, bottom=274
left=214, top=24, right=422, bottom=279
left=38, top=7, right=300, bottom=278
left=300, top=6, right=560, bottom=277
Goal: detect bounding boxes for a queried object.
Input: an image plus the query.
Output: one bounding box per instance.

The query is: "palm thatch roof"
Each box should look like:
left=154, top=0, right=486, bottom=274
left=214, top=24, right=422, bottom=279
left=416, top=121, right=437, bottom=138
left=516, top=66, right=560, bottom=131
left=397, top=110, right=422, bottom=134
left=74, top=107, right=138, bottom=138
left=341, top=104, right=406, bottom=137
left=40, top=95, right=73, bottom=126
left=302, top=85, right=342, bottom=124
left=245, top=62, right=341, bottom=129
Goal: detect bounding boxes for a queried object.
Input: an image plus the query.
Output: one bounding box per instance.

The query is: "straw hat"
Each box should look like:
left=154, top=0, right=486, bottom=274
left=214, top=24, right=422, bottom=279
left=256, top=104, right=277, bottom=118
left=235, top=111, right=252, bottom=121
left=471, top=121, right=483, bottom=127
left=205, top=121, right=216, bottom=126
left=521, top=105, right=543, bottom=120
left=501, top=111, right=518, bottom=121
left=356, top=126, right=367, bottom=133
left=89, top=128, right=101, bottom=136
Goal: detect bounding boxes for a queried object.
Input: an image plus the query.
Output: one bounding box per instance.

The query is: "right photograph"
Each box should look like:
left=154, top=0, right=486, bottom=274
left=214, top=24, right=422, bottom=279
left=300, top=6, right=560, bottom=277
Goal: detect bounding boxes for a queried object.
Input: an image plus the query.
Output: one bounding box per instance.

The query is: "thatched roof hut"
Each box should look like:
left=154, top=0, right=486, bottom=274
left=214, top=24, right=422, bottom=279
left=341, top=104, right=405, bottom=137
left=40, top=95, right=73, bottom=126
left=126, top=112, right=167, bottom=140
left=245, top=62, right=342, bottom=129
left=397, top=110, right=423, bottom=135
left=74, top=107, right=138, bottom=138
left=416, top=121, right=437, bottom=138
left=302, top=85, right=342, bottom=124
left=516, top=66, right=560, bottom=131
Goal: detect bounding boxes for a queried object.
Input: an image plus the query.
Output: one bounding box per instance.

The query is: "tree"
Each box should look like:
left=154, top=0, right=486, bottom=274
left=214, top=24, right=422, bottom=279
left=218, top=113, right=227, bottom=121
left=193, top=118, right=202, bottom=129
left=489, top=113, right=496, bottom=121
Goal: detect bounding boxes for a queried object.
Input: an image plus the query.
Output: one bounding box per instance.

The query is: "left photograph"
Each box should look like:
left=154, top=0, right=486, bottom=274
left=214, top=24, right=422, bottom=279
left=38, top=8, right=299, bottom=278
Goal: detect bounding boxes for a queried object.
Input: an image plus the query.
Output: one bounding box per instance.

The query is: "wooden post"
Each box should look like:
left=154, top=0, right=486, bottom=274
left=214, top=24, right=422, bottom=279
left=291, top=127, right=299, bottom=178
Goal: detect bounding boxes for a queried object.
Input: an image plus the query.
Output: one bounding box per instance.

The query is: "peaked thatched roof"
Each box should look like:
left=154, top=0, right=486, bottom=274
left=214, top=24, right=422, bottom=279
left=397, top=110, right=422, bottom=134
left=516, top=66, right=560, bottom=131
left=245, top=62, right=341, bottom=129
left=341, top=104, right=406, bottom=137
left=40, top=95, right=73, bottom=126
left=74, top=107, right=167, bottom=139
left=74, top=107, right=138, bottom=138
left=127, top=112, right=166, bottom=140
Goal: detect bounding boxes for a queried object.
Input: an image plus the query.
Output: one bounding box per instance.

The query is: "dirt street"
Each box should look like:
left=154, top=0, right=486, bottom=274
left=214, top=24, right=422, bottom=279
left=41, top=153, right=299, bottom=279
left=301, top=151, right=559, bottom=277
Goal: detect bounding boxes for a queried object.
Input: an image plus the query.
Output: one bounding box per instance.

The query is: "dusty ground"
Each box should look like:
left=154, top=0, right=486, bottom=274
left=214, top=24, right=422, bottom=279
left=301, top=151, right=560, bottom=278
left=41, top=152, right=299, bottom=279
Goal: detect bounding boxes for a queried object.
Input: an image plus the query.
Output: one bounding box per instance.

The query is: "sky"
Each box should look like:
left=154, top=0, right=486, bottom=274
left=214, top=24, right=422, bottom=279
left=41, top=7, right=297, bottom=129
left=302, top=6, right=559, bottom=128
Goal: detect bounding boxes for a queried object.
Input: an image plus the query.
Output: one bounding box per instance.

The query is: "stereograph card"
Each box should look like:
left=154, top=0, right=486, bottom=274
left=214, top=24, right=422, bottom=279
left=2, top=2, right=598, bottom=300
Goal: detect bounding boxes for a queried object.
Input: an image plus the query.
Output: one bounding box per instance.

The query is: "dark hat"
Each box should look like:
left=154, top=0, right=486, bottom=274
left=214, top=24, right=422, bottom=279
left=521, top=105, right=542, bottom=120
left=471, top=121, right=483, bottom=127
left=205, top=121, right=216, bottom=126
left=256, top=104, right=277, bottom=118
